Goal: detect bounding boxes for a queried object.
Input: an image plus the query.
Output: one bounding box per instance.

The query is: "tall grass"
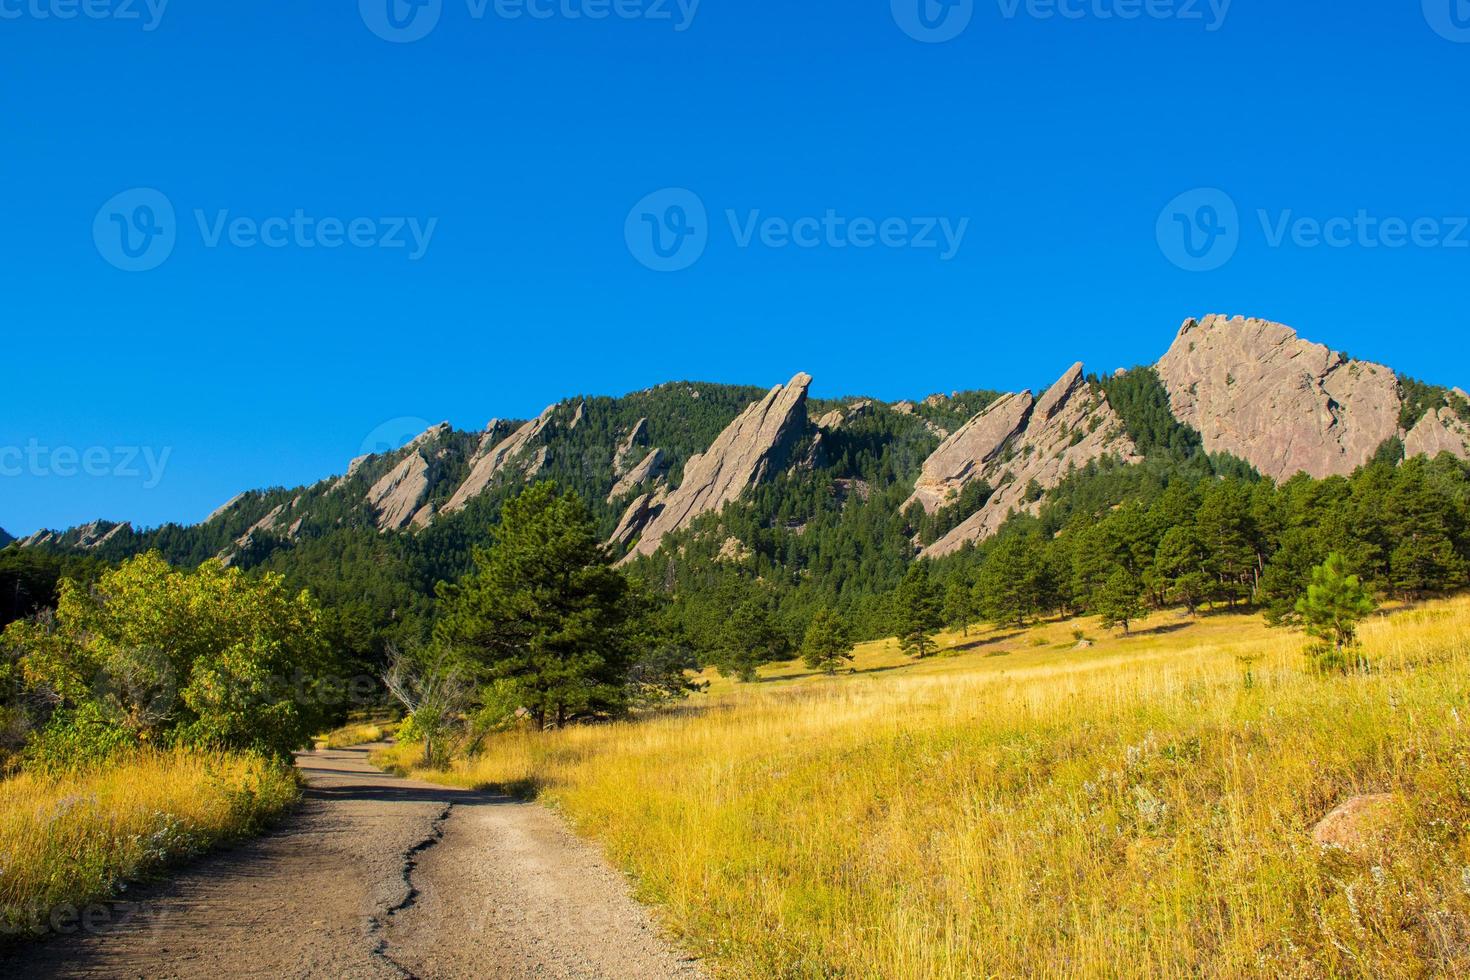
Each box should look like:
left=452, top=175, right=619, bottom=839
left=389, top=600, right=1470, bottom=977
left=0, top=749, right=298, bottom=936
left=316, top=717, right=399, bottom=750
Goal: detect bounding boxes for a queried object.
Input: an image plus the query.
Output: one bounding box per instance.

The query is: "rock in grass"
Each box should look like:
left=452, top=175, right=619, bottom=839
left=1312, top=793, right=1396, bottom=853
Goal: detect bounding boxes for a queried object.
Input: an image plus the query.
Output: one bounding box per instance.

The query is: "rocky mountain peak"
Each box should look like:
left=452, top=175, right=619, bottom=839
left=914, top=365, right=1140, bottom=557
left=1158, top=315, right=1401, bottom=480
left=442, top=405, right=558, bottom=515
left=616, top=372, right=814, bottom=561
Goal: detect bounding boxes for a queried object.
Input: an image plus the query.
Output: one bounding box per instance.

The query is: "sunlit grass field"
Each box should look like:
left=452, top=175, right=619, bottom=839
left=384, top=600, right=1470, bottom=977
left=315, top=716, right=400, bottom=750
left=0, top=749, right=298, bottom=937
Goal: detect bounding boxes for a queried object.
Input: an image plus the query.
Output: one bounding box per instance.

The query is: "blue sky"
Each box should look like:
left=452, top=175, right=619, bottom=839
left=3, top=1, right=1469, bottom=535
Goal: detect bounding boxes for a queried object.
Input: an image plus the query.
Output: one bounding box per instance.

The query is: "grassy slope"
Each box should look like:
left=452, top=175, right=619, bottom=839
left=0, top=749, right=298, bottom=937
left=387, top=602, right=1470, bottom=978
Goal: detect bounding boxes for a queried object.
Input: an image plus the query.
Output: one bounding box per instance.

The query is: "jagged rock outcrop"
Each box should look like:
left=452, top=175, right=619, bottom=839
left=366, top=452, right=433, bottom=531
left=1405, top=406, right=1470, bottom=460
left=613, top=419, right=650, bottom=475
left=205, top=493, right=245, bottom=524
left=618, top=373, right=813, bottom=561
left=607, top=448, right=667, bottom=503
left=20, top=520, right=130, bottom=551
left=610, top=492, right=658, bottom=550
left=443, top=406, right=556, bottom=514
left=906, top=391, right=1035, bottom=513
left=920, top=364, right=1140, bottom=557
left=1156, top=316, right=1406, bottom=480
left=236, top=504, right=286, bottom=547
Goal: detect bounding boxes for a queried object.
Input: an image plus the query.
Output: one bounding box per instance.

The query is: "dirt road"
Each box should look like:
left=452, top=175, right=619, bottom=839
left=4, top=746, right=700, bottom=979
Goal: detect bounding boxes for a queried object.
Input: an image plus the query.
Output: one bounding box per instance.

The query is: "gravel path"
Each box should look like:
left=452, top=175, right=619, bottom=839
left=3, top=745, right=700, bottom=979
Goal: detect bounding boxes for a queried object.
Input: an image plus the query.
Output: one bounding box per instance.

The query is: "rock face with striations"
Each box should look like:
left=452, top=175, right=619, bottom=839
left=1156, top=316, right=1406, bottom=480
left=443, top=407, right=556, bottom=514
left=617, top=373, right=814, bottom=561
left=607, top=447, right=668, bottom=503
left=917, top=364, right=1140, bottom=558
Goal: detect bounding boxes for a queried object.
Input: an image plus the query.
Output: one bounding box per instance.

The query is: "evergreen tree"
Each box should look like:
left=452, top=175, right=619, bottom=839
left=892, top=562, right=943, bottom=659
left=1295, top=552, right=1376, bottom=660
left=976, top=535, right=1041, bottom=628
left=801, top=608, right=854, bottom=674
left=434, top=483, right=637, bottom=728
left=713, top=595, right=792, bottom=682
left=1095, top=567, right=1145, bottom=635
left=942, top=577, right=978, bottom=636
left=1153, top=525, right=1210, bottom=615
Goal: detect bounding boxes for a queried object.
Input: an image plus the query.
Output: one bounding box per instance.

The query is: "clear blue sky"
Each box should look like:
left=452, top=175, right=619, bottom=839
left=4, top=2, right=1469, bottom=536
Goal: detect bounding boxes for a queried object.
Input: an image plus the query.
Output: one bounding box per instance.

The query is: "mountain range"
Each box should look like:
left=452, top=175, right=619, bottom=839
left=14, top=314, right=1468, bottom=568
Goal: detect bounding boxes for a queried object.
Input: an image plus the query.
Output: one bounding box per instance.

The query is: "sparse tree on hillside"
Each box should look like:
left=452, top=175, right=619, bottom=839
left=802, top=608, right=854, bottom=675
left=892, top=562, right=943, bottom=659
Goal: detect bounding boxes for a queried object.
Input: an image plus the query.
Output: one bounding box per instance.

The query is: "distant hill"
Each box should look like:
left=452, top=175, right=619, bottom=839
left=0, top=527, right=12, bottom=548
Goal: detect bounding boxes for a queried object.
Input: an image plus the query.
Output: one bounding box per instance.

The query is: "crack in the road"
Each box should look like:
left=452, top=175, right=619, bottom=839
left=367, top=801, right=454, bottom=979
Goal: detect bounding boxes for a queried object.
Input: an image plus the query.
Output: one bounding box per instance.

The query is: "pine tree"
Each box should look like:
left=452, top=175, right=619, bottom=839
left=1153, top=525, right=1209, bottom=615
left=1295, top=552, right=1376, bottom=663
left=892, top=562, right=943, bottom=659
left=434, top=483, right=637, bottom=728
left=942, top=577, right=977, bottom=636
left=976, top=535, right=1041, bottom=628
left=1095, top=567, right=1144, bottom=635
left=802, top=608, right=854, bottom=674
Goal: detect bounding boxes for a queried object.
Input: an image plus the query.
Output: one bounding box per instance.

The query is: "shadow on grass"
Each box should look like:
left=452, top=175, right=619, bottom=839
left=947, top=630, right=1024, bottom=653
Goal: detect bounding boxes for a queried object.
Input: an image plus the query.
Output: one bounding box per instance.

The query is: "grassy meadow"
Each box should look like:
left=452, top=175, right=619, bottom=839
left=381, top=599, right=1470, bottom=978
left=0, top=749, right=298, bottom=937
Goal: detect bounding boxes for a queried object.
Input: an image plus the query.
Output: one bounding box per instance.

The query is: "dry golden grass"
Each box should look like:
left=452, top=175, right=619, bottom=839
left=386, top=600, right=1470, bottom=978
left=0, top=749, right=297, bottom=936
left=316, top=716, right=399, bottom=750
